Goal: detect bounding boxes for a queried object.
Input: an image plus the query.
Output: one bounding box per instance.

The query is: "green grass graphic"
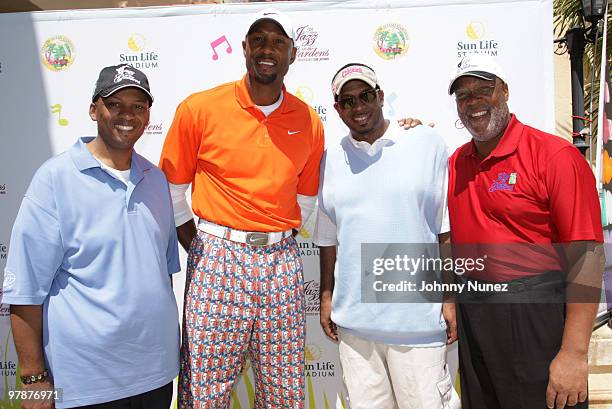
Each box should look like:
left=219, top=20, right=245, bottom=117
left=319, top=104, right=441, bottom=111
left=307, top=373, right=316, bottom=409
left=1, top=329, right=21, bottom=409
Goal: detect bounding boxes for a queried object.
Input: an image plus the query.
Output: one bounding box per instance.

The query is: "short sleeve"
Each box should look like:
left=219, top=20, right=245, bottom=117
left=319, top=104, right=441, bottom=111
left=546, top=146, right=603, bottom=243
left=164, top=185, right=181, bottom=275
left=439, top=169, right=450, bottom=234
left=159, top=100, right=201, bottom=185
left=313, top=206, right=338, bottom=246
left=3, top=173, right=64, bottom=304
left=297, top=115, right=325, bottom=196
left=437, top=142, right=450, bottom=234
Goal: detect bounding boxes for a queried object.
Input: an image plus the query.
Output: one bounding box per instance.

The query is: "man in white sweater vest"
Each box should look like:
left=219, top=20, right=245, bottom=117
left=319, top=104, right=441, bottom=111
left=314, top=63, right=460, bottom=409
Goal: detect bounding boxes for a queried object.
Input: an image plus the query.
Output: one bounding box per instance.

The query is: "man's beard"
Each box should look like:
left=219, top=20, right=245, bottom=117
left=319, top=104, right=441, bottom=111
left=464, top=103, right=510, bottom=142
left=251, top=67, right=277, bottom=85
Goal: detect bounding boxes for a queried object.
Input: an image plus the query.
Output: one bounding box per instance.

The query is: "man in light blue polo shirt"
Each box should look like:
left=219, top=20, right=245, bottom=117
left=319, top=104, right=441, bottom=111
left=315, top=63, right=460, bottom=409
left=2, top=64, right=180, bottom=409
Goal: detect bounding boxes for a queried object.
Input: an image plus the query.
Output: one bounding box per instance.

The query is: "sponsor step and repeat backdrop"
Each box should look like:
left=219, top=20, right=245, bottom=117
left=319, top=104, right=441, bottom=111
left=0, top=0, right=555, bottom=407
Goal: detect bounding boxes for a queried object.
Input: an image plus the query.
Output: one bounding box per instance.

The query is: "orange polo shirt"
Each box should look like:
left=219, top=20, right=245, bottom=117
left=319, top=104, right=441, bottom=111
left=159, top=75, right=325, bottom=232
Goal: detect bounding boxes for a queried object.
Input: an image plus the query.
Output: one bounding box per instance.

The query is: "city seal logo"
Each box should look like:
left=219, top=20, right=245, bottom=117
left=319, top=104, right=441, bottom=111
left=41, top=35, right=75, bottom=72
left=373, top=23, right=409, bottom=60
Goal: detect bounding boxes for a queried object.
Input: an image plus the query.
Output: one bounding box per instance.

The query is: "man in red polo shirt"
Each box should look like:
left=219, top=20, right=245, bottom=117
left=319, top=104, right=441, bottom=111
left=447, top=54, right=603, bottom=409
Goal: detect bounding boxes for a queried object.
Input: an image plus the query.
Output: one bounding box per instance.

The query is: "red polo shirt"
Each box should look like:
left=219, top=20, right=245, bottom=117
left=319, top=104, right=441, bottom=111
left=448, top=115, right=602, bottom=281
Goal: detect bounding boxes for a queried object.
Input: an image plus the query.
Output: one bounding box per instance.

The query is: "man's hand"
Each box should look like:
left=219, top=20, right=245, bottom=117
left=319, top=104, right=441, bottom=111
left=397, top=118, right=435, bottom=129
left=546, top=349, right=588, bottom=409
left=20, top=380, right=55, bottom=409
left=320, top=296, right=338, bottom=341
left=442, top=302, right=457, bottom=344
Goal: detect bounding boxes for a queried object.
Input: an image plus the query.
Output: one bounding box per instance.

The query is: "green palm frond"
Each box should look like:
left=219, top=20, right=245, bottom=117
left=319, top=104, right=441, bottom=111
left=553, top=0, right=611, bottom=141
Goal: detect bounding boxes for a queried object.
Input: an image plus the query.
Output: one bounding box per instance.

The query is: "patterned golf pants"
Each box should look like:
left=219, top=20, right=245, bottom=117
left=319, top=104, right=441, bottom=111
left=178, top=231, right=305, bottom=408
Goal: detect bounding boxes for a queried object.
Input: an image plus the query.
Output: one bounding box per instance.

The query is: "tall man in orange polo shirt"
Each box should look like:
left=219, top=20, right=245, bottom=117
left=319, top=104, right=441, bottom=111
left=447, top=54, right=603, bottom=409
left=159, top=8, right=324, bottom=409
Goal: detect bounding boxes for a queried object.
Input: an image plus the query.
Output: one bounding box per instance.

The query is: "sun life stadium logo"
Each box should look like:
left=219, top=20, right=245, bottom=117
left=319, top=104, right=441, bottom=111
left=0, top=183, right=6, bottom=195
left=0, top=360, right=17, bottom=378
left=373, top=23, right=410, bottom=60
left=41, top=35, right=75, bottom=72
left=457, top=21, right=500, bottom=58
left=295, top=86, right=327, bottom=123
left=305, top=344, right=335, bottom=378
left=119, top=34, right=160, bottom=69
left=295, top=25, right=330, bottom=62
left=0, top=243, right=6, bottom=261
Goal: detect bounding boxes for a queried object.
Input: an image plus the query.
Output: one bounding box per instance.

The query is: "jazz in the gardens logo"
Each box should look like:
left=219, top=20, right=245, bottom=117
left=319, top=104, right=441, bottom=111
left=41, top=35, right=75, bottom=72
left=0, top=243, right=6, bottom=260
left=0, top=276, right=8, bottom=317
left=305, top=344, right=335, bottom=378
left=145, top=122, right=164, bottom=136
left=294, top=86, right=327, bottom=123
left=303, top=279, right=320, bottom=315
left=295, top=25, right=330, bottom=62
left=373, top=23, right=410, bottom=60
left=0, top=183, right=6, bottom=196
left=0, top=300, right=8, bottom=318
left=457, top=21, right=500, bottom=58
left=119, top=34, right=160, bottom=69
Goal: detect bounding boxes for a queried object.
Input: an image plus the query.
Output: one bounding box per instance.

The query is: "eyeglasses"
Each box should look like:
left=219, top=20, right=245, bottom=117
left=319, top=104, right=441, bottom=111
left=336, top=89, right=379, bottom=110
left=454, top=84, right=496, bottom=102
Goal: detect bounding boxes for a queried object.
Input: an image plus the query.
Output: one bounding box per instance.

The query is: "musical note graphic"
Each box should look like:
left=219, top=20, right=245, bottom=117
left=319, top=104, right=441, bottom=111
left=211, top=35, right=232, bottom=61
left=51, top=104, right=69, bottom=126
left=385, top=92, right=398, bottom=116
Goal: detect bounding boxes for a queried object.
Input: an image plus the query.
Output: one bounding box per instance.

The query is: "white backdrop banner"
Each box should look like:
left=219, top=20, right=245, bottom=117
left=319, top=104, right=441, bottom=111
left=0, top=0, right=554, bottom=407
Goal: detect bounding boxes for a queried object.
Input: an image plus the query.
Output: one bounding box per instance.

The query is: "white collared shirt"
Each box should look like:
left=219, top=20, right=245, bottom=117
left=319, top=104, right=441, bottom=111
left=346, top=122, right=400, bottom=156
left=314, top=121, right=450, bottom=246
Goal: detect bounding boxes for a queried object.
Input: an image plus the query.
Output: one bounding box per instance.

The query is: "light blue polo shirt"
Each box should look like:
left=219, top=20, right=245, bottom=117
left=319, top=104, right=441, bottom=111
left=318, top=123, right=449, bottom=346
left=2, top=137, right=180, bottom=408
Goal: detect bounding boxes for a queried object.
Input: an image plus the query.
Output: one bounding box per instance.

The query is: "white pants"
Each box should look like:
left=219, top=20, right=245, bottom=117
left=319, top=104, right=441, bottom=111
left=338, top=331, right=460, bottom=409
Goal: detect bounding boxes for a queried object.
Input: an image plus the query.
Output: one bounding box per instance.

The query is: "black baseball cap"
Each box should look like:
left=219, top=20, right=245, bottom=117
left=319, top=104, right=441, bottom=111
left=92, top=64, right=153, bottom=105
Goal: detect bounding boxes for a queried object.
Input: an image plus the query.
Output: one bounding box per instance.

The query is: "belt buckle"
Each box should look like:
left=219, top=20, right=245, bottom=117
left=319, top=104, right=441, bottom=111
left=245, top=232, right=269, bottom=246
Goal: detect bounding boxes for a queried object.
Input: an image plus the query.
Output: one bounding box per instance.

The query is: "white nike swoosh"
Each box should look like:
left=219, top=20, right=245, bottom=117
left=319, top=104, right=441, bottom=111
left=288, top=130, right=301, bottom=135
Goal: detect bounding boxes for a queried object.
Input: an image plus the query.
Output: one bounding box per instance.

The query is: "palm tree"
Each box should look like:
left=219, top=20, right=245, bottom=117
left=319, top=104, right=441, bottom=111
left=554, top=0, right=611, bottom=149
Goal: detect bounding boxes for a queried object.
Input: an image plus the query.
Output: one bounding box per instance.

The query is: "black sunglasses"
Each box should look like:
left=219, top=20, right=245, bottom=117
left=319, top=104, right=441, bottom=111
left=336, top=88, right=379, bottom=110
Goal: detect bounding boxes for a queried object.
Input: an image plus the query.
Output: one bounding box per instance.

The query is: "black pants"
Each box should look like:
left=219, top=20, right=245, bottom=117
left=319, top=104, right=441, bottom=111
left=457, top=301, right=588, bottom=409
left=74, top=382, right=173, bottom=409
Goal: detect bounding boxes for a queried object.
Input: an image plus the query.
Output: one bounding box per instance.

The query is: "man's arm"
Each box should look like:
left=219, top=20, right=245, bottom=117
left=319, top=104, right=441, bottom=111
left=10, top=305, right=54, bottom=409
left=546, top=240, right=603, bottom=409
left=176, top=220, right=197, bottom=253
left=319, top=245, right=337, bottom=341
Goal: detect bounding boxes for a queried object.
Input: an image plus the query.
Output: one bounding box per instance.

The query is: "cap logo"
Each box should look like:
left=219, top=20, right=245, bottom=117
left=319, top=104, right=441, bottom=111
left=114, top=66, right=141, bottom=84
left=341, top=67, right=364, bottom=78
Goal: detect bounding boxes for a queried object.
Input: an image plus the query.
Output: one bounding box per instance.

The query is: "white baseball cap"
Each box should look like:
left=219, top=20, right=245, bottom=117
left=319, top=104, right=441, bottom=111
left=331, top=63, right=380, bottom=97
left=448, top=54, right=506, bottom=94
left=246, top=8, right=295, bottom=41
